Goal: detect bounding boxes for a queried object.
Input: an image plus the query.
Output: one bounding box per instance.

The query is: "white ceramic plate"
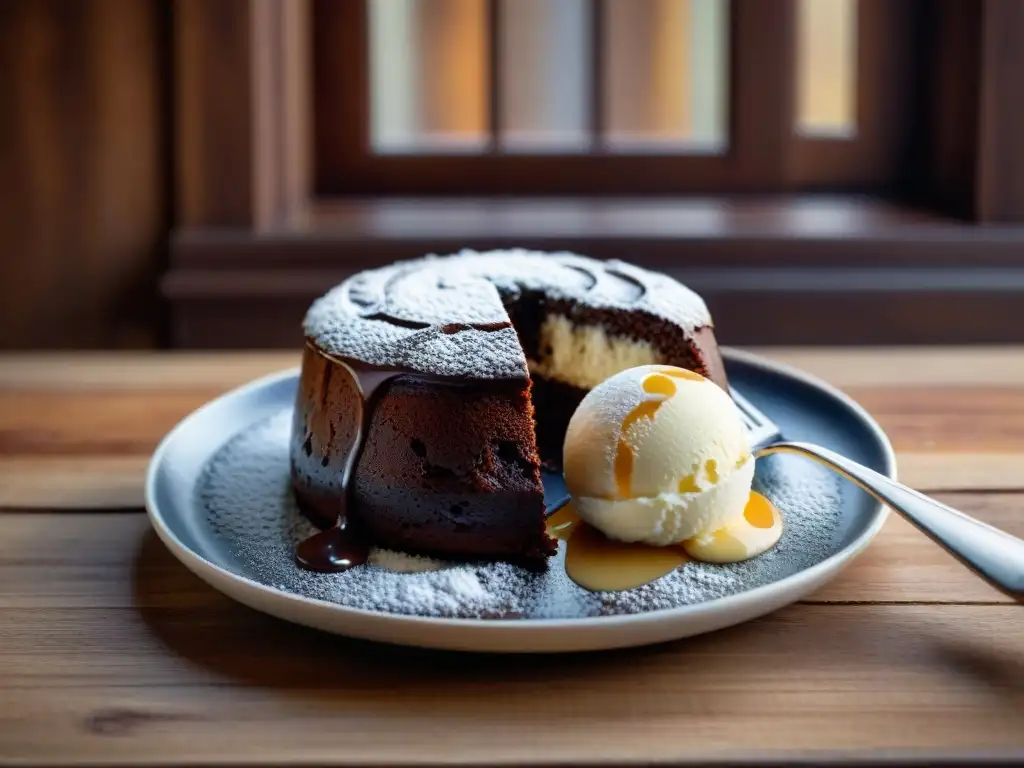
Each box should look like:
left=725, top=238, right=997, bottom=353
left=146, top=349, right=895, bottom=653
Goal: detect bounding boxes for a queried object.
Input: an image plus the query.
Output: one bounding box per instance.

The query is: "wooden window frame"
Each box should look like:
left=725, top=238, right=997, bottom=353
left=315, top=0, right=923, bottom=196
left=315, top=0, right=796, bottom=196
left=167, top=0, right=1024, bottom=348
left=792, top=0, right=924, bottom=191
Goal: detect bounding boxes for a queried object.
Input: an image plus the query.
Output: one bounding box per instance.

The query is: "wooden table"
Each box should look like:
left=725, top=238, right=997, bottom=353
left=1, top=349, right=1022, bottom=765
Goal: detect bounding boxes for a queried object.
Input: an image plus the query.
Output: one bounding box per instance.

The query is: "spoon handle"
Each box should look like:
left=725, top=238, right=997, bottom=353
left=757, top=441, right=1024, bottom=603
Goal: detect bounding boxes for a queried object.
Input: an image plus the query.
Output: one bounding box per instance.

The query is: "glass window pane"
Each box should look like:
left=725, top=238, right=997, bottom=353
left=370, top=0, right=488, bottom=153
left=604, top=0, right=728, bottom=153
left=797, top=0, right=856, bottom=137
left=499, top=0, right=591, bottom=152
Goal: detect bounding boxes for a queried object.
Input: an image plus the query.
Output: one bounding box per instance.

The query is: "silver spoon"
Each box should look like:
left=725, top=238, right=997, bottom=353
left=732, top=391, right=1024, bottom=603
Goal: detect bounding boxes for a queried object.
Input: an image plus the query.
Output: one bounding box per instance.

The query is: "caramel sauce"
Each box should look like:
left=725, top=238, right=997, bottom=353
left=565, top=523, right=689, bottom=592
left=681, top=526, right=748, bottom=564
left=550, top=491, right=783, bottom=592
left=613, top=372, right=679, bottom=497
left=642, top=373, right=677, bottom=397
left=652, top=365, right=705, bottom=382
left=682, top=492, right=783, bottom=564
left=677, top=473, right=701, bottom=493
left=545, top=502, right=581, bottom=540
left=612, top=438, right=634, bottom=497
left=743, top=491, right=776, bottom=528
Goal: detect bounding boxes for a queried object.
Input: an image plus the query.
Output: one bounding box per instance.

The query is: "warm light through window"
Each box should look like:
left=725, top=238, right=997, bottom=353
left=604, top=0, right=728, bottom=152
left=797, top=0, right=857, bottom=137
left=370, top=0, right=489, bottom=153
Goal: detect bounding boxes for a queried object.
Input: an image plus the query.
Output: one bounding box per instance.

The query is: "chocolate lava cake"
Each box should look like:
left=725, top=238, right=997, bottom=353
left=290, top=249, right=728, bottom=564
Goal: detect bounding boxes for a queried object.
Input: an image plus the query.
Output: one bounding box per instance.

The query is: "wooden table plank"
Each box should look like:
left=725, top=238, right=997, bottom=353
left=850, top=387, right=1024, bottom=452
left=0, top=456, right=149, bottom=508
left=753, top=346, right=1024, bottom=388
left=893, top=453, right=1024, bottom=491
left=5, top=385, right=1021, bottom=455
left=1, top=602, right=1021, bottom=763
left=2, top=452, right=1021, bottom=510
left=0, top=389, right=226, bottom=456
left=0, top=352, right=298, bottom=391
left=2, top=349, right=1023, bottom=462
left=9, top=384, right=1024, bottom=454
left=2, top=386, right=1023, bottom=506
left=0, top=497, right=1020, bottom=614
left=806, top=493, right=1024, bottom=603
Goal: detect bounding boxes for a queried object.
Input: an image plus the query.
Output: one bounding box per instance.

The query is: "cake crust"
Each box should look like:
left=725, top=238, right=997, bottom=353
left=303, top=249, right=719, bottom=382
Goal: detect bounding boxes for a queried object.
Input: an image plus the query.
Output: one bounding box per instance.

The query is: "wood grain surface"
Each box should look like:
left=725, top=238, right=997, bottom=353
left=0, top=349, right=1022, bottom=765
left=0, top=0, right=166, bottom=349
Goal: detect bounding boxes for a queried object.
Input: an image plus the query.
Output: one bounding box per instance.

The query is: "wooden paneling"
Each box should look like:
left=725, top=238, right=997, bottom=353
left=977, top=0, right=1024, bottom=222
left=928, top=0, right=1024, bottom=222
left=176, top=0, right=311, bottom=230
left=792, top=0, right=927, bottom=191
left=173, top=0, right=1024, bottom=348
left=928, top=0, right=982, bottom=219
left=166, top=197, right=1024, bottom=347
left=174, top=0, right=256, bottom=227
left=0, top=0, right=168, bottom=349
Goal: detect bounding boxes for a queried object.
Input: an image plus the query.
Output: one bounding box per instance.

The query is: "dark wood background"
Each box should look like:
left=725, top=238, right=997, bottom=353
left=2, top=0, right=1023, bottom=351
left=0, top=0, right=168, bottom=350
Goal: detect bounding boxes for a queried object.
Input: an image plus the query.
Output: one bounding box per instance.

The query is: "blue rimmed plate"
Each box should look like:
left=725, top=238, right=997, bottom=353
left=146, top=349, right=894, bottom=653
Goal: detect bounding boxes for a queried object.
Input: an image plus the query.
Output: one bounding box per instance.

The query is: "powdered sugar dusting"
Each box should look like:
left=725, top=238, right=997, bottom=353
left=304, top=250, right=713, bottom=380
left=199, top=409, right=843, bottom=619
left=368, top=548, right=445, bottom=573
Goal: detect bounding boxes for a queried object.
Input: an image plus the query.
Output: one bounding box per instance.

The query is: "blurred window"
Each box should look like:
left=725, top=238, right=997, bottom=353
left=797, top=0, right=856, bottom=137
left=369, top=0, right=731, bottom=154
left=320, top=0, right=919, bottom=194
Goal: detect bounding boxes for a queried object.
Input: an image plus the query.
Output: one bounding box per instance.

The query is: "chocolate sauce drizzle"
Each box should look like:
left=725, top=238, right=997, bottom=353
left=295, top=522, right=369, bottom=573
left=294, top=357, right=405, bottom=573
left=292, top=346, right=530, bottom=573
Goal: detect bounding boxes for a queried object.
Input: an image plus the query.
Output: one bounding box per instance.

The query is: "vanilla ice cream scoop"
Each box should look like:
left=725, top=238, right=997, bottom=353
left=562, top=365, right=755, bottom=546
